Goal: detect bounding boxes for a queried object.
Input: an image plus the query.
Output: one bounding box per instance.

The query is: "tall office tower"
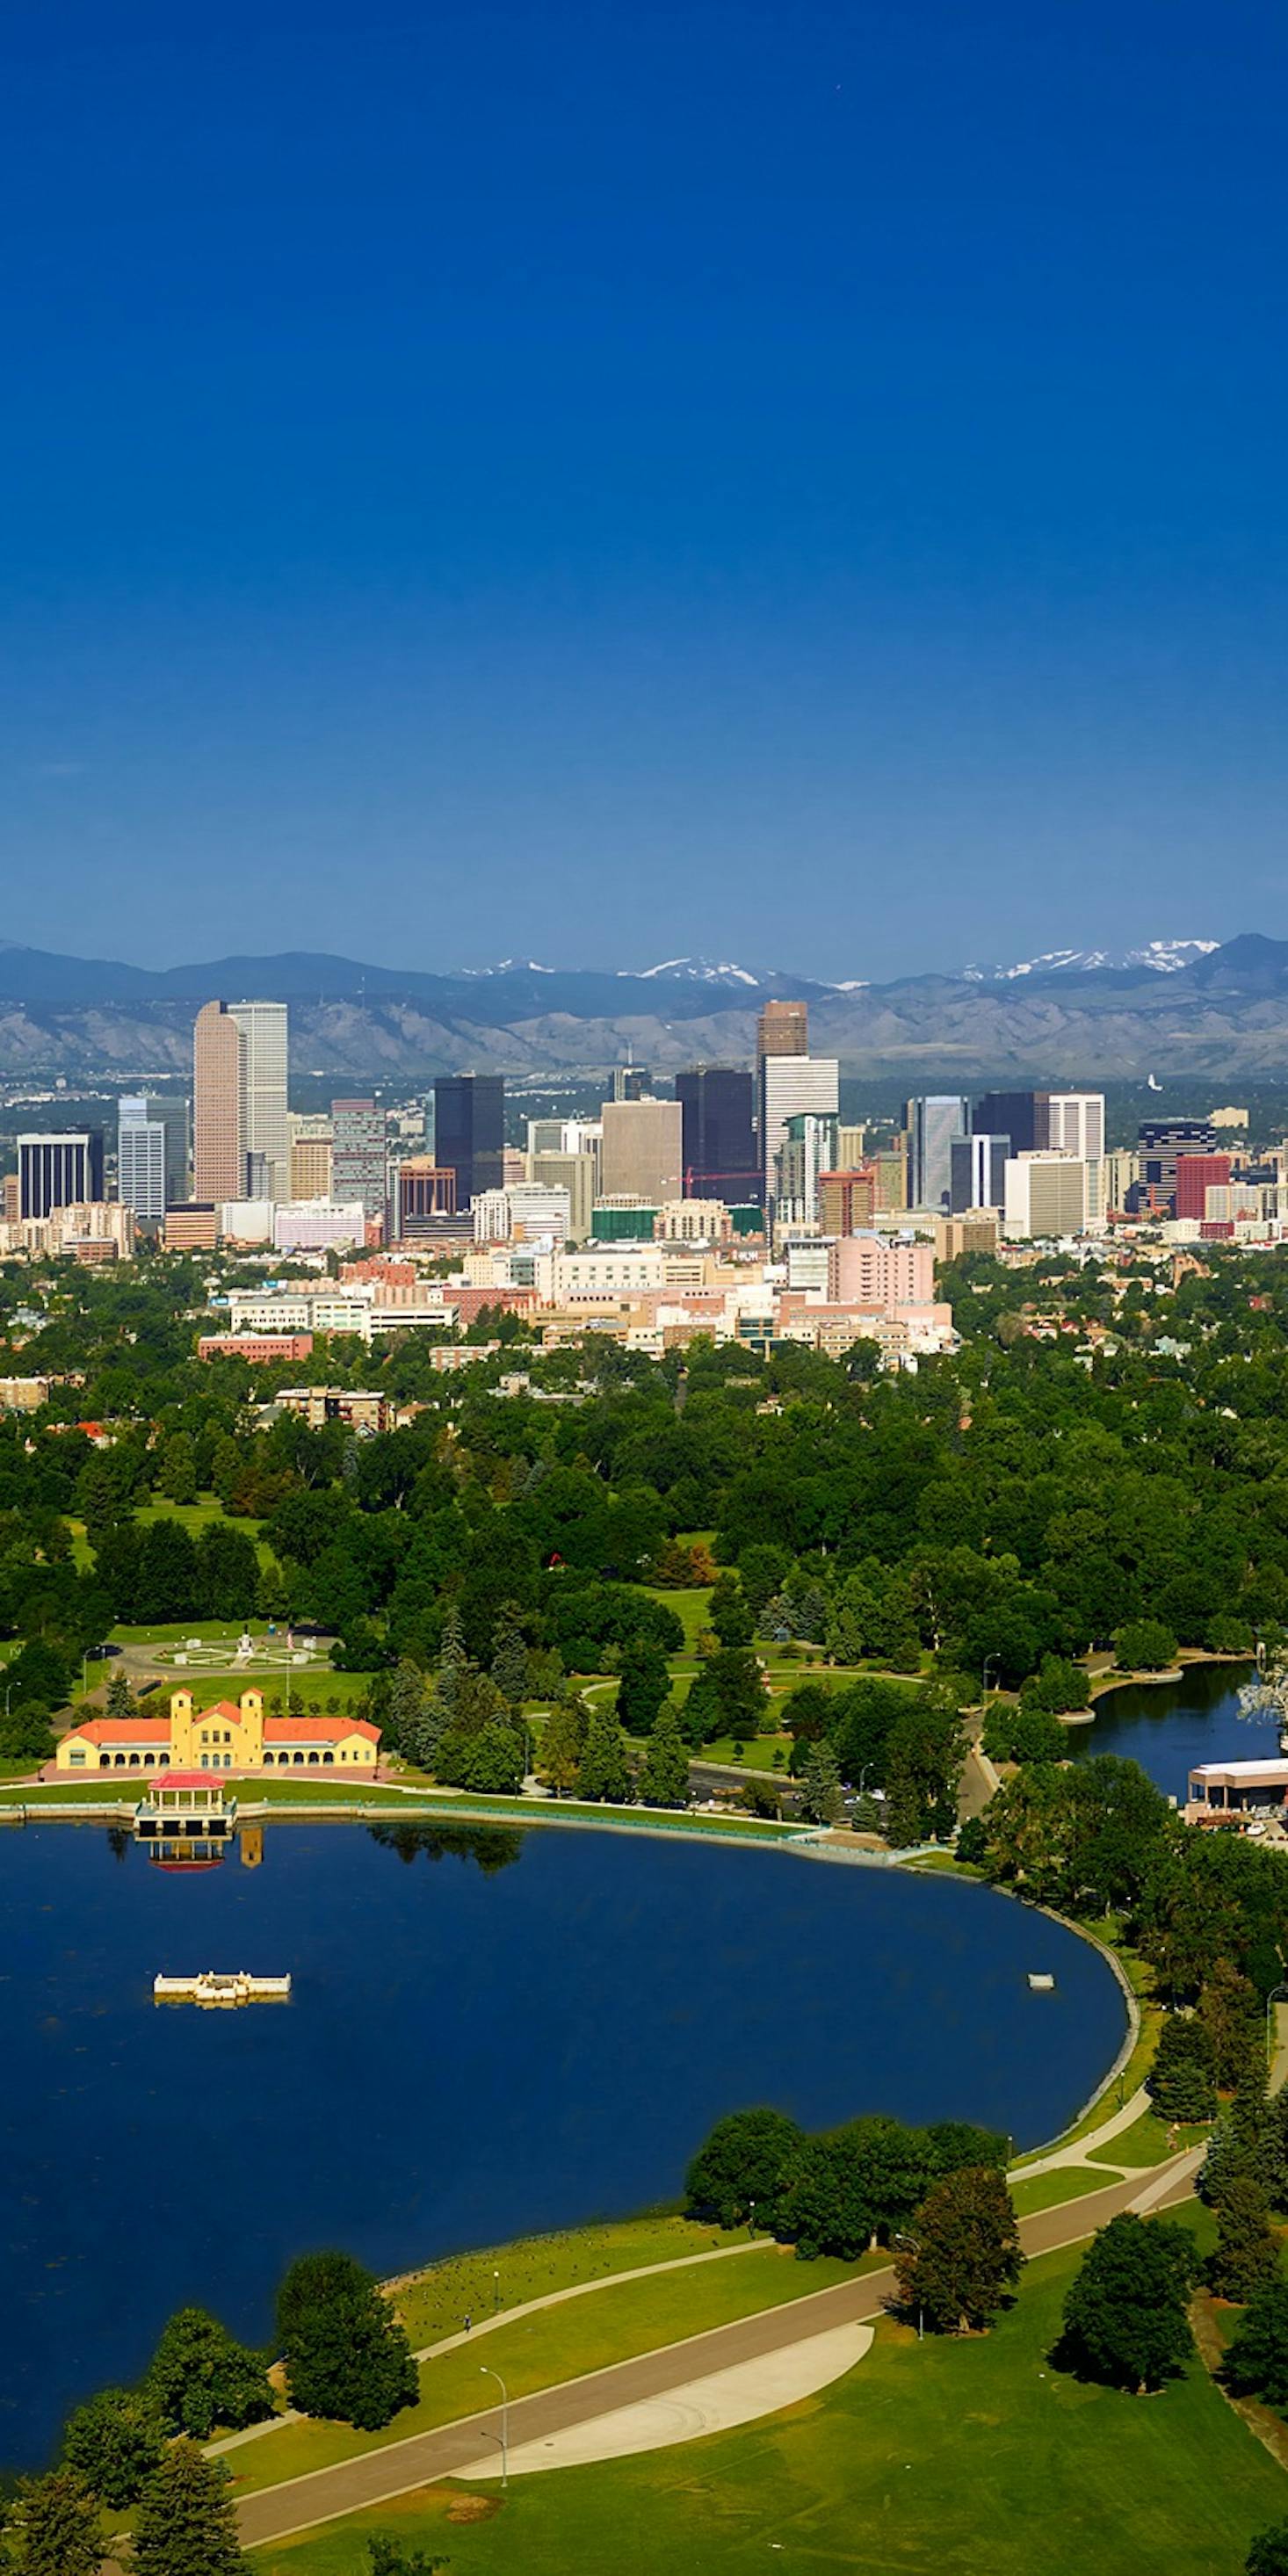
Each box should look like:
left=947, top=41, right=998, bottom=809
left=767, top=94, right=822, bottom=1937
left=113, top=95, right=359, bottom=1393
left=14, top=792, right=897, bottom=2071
left=1047, top=1092, right=1106, bottom=1220
left=905, top=1096, right=972, bottom=1212
left=756, top=999, right=809, bottom=1060
left=193, top=1000, right=247, bottom=1202
left=760, top=1056, right=839, bottom=1204
left=530, top=1150, right=597, bottom=1242
left=1003, top=1154, right=1089, bottom=1238
left=396, top=1159, right=459, bottom=1233
left=526, top=1118, right=566, bottom=1156
left=676, top=1067, right=758, bottom=1200
left=950, top=1132, right=1009, bottom=1214
left=1138, top=1118, right=1218, bottom=1214
left=18, top=1131, right=105, bottom=1219
left=289, top=1115, right=333, bottom=1201
left=818, top=1168, right=877, bottom=1234
left=228, top=1002, right=289, bottom=1200
left=836, top=1122, right=866, bottom=1166
left=1175, top=1154, right=1234, bottom=1223
left=774, top=1111, right=838, bottom=1225
left=433, top=1075, right=505, bottom=1211
left=117, top=1097, right=167, bottom=1222
left=600, top=1097, right=684, bottom=1203
left=331, top=1098, right=387, bottom=1217
left=119, top=1093, right=188, bottom=1212
left=872, top=1148, right=909, bottom=1212
left=1102, top=1147, right=1140, bottom=1217
left=610, top=1063, right=650, bottom=1102
left=973, top=1090, right=1050, bottom=1154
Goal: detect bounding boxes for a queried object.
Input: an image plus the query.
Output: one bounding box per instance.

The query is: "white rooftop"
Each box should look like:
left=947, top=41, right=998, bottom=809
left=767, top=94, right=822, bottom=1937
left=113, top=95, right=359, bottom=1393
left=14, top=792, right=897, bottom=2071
left=1189, top=1758, right=1288, bottom=1783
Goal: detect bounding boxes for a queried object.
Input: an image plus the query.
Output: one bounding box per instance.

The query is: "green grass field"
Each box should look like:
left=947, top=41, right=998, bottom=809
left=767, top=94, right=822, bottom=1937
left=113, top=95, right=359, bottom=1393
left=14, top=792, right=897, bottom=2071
left=392, top=2214, right=737, bottom=2348
left=1087, top=2110, right=1211, bottom=2167
left=1009, top=2164, right=1131, bottom=2218
left=249, top=2228, right=1288, bottom=2576
left=228, top=2243, right=865, bottom=2499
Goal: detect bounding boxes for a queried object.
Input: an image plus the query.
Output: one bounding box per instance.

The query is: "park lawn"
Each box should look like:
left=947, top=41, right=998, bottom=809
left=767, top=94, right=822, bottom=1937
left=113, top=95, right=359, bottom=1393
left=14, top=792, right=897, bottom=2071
left=1087, top=2110, right=1212, bottom=2167
left=228, top=2244, right=865, bottom=2499
left=161, top=1668, right=375, bottom=1711
left=394, top=2215, right=755, bottom=2348
left=698, top=1733, right=792, bottom=1773
left=249, top=2236, right=1288, bottom=2576
left=1009, top=2164, right=1132, bottom=2218
left=110, top=1618, right=279, bottom=1646
left=642, top=1584, right=713, bottom=1652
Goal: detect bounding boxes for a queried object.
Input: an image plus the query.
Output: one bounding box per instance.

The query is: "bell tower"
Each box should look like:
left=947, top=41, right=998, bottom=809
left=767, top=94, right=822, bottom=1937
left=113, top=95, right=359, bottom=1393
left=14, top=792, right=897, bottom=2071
left=170, top=1690, right=195, bottom=1765
left=239, top=1690, right=264, bottom=1762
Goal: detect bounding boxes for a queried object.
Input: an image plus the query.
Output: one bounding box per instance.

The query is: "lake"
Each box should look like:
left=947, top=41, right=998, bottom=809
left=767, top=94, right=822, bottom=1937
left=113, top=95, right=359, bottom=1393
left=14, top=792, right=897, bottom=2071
left=0, top=1818, right=1125, bottom=2467
left=1075, top=1661, right=1260, bottom=1801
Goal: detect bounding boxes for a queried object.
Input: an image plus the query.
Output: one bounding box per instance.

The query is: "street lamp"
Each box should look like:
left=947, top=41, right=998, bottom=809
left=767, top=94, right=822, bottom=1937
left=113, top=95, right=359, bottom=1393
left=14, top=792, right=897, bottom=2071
left=981, top=1656, right=998, bottom=1711
left=748, top=2198, right=756, bottom=2240
left=493, top=2267, right=501, bottom=2312
left=894, top=2232, right=923, bottom=2342
left=479, top=2365, right=509, bottom=2489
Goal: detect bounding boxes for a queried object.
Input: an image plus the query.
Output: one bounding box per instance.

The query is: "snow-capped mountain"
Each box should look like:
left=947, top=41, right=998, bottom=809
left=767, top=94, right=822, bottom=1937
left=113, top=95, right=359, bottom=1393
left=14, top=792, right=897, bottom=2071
left=632, top=958, right=763, bottom=987
left=964, top=939, right=1218, bottom=982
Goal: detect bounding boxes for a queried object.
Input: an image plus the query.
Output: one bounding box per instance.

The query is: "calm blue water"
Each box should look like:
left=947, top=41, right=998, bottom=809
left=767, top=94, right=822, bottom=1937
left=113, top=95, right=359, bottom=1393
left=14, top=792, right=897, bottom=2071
left=1075, top=1662, right=1259, bottom=1801
left=0, top=1820, right=1125, bottom=2467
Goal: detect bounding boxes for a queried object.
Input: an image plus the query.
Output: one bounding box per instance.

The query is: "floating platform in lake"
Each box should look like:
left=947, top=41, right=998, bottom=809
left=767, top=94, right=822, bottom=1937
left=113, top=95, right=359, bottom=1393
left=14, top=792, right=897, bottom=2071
left=1027, top=1972, right=1056, bottom=1992
left=153, top=1971, right=291, bottom=2008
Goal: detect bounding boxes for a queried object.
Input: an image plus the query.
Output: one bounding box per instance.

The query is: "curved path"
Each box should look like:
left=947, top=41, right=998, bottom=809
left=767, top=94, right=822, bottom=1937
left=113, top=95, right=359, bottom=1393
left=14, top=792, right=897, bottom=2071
left=234, top=2153, right=1199, bottom=2553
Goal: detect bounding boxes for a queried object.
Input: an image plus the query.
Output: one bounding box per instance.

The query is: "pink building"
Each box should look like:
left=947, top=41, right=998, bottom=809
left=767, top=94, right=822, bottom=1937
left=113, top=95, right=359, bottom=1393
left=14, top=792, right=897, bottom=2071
left=828, top=1234, right=934, bottom=1306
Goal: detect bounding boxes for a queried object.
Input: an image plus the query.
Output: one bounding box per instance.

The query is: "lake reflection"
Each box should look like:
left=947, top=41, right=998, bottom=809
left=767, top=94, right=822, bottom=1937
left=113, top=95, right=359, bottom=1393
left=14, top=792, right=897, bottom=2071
left=0, top=1819, right=1125, bottom=2466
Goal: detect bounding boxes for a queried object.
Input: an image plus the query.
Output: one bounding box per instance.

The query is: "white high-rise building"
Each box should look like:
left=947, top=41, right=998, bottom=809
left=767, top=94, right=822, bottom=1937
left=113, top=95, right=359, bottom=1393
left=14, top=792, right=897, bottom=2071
left=228, top=1002, right=289, bottom=1200
left=1047, top=1094, right=1105, bottom=1221
left=118, top=1096, right=167, bottom=1222
left=1003, top=1153, right=1089, bottom=1240
left=761, top=1058, right=840, bottom=1205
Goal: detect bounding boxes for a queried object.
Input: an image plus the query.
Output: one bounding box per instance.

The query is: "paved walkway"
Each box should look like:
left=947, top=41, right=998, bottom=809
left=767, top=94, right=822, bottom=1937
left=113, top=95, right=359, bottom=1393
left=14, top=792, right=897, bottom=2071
left=234, top=2156, right=1198, bottom=2551
left=212, top=2235, right=781, bottom=2457
left=1011, top=2084, right=1153, bottom=2182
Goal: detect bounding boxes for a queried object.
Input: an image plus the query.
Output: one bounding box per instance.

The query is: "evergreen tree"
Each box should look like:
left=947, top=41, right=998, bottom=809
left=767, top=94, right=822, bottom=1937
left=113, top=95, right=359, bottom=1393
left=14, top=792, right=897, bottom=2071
left=436, top=1605, right=469, bottom=1718
left=708, top=1574, right=755, bottom=1647
left=638, top=1702, right=691, bottom=1807
left=132, top=2441, right=248, bottom=2576
left=1148, top=2015, right=1219, bottom=2122
left=276, top=2251, right=417, bottom=2430
left=1, top=2469, right=102, bottom=2576
left=1198, top=1957, right=1263, bottom=2094
left=157, top=1430, right=198, bottom=1504
left=800, top=1740, right=843, bottom=1826
left=104, top=1666, right=136, bottom=1719
left=575, top=1701, right=633, bottom=1804
left=143, top=2305, right=271, bottom=2441
left=489, top=1603, right=530, bottom=1711
left=1225, top=2275, right=1288, bottom=2409
left=1060, top=2214, right=1201, bottom=2391
left=385, top=1658, right=430, bottom=1755
left=1205, top=2178, right=1281, bottom=2302
left=896, top=2167, right=1023, bottom=2332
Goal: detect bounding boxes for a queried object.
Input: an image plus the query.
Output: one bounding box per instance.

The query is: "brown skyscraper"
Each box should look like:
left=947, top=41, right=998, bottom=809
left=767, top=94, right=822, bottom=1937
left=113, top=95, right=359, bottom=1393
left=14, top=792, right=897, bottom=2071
left=756, top=999, right=808, bottom=1059
left=192, top=1001, right=246, bottom=1202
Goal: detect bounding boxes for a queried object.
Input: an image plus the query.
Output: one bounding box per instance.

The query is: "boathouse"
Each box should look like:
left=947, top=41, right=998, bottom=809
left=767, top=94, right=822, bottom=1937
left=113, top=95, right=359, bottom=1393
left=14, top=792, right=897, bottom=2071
left=1184, top=1756, right=1288, bottom=1828
left=56, top=1689, right=381, bottom=1775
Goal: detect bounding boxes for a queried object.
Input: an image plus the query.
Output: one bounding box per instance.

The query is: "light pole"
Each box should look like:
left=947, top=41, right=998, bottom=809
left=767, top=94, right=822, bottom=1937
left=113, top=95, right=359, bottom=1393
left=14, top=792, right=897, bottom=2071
left=981, top=1656, right=998, bottom=1713
left=749, top=2198, right=756, bottom=2240
left=894, top=2232, right=923, bottom=2341
left=479, top=2365, right=509, bottom=2488
left=1266, top=1982, right=1288, bottom=2068
left=493, top=2267, right=501, bottom=2312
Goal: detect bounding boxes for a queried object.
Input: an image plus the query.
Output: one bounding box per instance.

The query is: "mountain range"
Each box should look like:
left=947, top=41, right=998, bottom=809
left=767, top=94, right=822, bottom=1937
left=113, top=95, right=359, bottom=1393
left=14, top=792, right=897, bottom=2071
left=0, top=933, right=1286, bottom=1082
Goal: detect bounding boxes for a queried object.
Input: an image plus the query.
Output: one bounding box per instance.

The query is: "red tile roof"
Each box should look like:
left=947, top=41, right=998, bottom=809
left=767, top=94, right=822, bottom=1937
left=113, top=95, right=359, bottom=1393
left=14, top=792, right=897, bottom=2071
left=66, top=1719, right=170, bottom=1745
left=264, top=1717, right=380, bottom=1742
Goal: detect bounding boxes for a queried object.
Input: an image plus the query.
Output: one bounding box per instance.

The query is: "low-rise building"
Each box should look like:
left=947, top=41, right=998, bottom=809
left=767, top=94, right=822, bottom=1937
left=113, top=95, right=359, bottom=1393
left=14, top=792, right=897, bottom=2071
left=57, top=1688, right=381, bottom=1775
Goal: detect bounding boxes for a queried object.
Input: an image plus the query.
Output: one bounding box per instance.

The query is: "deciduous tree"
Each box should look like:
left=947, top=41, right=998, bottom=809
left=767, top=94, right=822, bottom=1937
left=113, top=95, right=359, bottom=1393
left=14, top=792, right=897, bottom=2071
left=276, top=2252, right=417, bottom=2430
left=895, top=2167, right=1023, bottom=2333
left=1059, top=2214, right=1200, bottom=2391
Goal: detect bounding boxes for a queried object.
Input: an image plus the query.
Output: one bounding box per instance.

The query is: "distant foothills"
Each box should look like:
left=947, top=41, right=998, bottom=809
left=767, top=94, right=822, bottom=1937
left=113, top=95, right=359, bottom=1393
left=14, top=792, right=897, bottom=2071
left=2, top=931, right=1288, bottom=1081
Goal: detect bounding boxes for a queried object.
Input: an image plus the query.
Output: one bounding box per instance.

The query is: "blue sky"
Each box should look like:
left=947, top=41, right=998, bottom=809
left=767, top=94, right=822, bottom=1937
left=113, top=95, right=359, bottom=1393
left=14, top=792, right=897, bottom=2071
left=2, top=0, right=1285, bottom=980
